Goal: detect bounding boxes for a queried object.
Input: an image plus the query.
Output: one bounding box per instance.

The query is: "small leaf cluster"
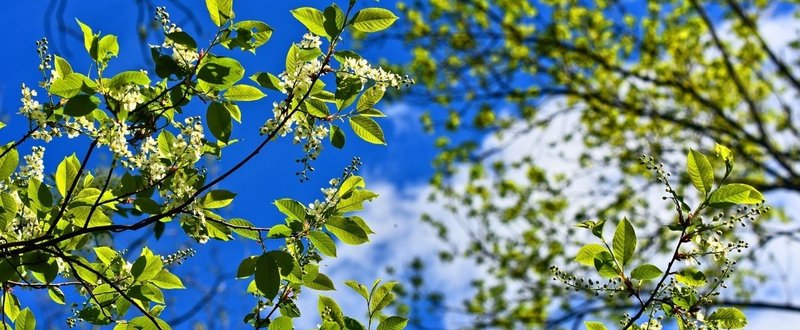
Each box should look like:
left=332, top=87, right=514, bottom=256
left=0, top=0, right=411, bottom=329
left=554, top=145, right=766, bottom=330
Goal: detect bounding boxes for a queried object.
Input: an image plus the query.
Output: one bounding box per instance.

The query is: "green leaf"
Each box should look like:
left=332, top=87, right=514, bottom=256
left=250, top=72, right=283, bottom=91
left=75, top=19, right=94, bottom=54
left=236, top=256, right=257, bottom=279
left=54, top=55, right=73, bottom=77
left=350, top=8, right=398, bottom=33
left=108, top=71, right=151, bottom=89
left=56, top=154, right=81, bottom=197
left=134, top=198, right=160, bottom=214
left=377, top=316, right=408, bottom=330
left=676, top=268, right=707, bottom=287
left=131, top=255, right=163, bottom=282
left=290, top=7, right=327, bottom=36
left=338, top=176, right=364, bottom=197
left=226, top=21, right=273, bottom=51
left=129, top=316, right=171, bottom=330
left=269, top=316, right=293, bottom=330
left=574, top=244, right=606, bottom=266
left=205, top=0, right=233, bottom=26
left=304, top=272, right=335, bottom=291
left=333, top=50, right=362, bottom=63
left=166, top=31, right=197, bottom=50
left=255, top=253, right=280, bottom=299
left=612, top=218, right=636, bottom=267
left=593, top=251, right=619, bottom=278
left=715, top=143, right=733, bottom=162
left=323, top=4, right=345, bottom=39
left=358, top=108, right=387, bottom=118
left=344, top=317, right=366, bottom=330
left=325, top=217, right=370, bottom=245
left=330, top=124, right=345, bottom=149
left=0, top=146, right=19, bottom=182
left=708, top=307, right=747, bottom=329
left=94, top=247, right=119, bottom=265
left=349, top=216, right=374, bottom=234
left=584, top=321, right=608, bottom=330
left=335, top=75, right=362, bottom=110
left=229, top=218, right=260, bottom=240
left=344, top=280, right=369, bottom=300
left=48, top=287, right=66, bottom=305
left=687, top=149, right=714, bottom=195
left=369, top=281, right=397, bottom=315
left=150, top=269, right=184, bottom=289
left=140, top=283, right=165, bottom=304
left=201, top=190, right=236, bottom=209
left=349, top=115, right=386, bottom=145
left=630, top=264, right=663, bottom=281
left=336, top=189, right=378, bottom=212
left=305, top=99, right=330, bottom=117
left=709, top=183, right=764, bottom=206
left=15, top=308, right=35, bottom=330
left=50, top=73, right=93, bottom=98
left=207, top=102, right=233, bottom=143
left=27, top=179, right=53, bottom=212
left=63, top=94, right=99, bottom=117
left=266, top=251, right=295, bottom=277
left=94, top=34, right=119, bottom=62
left=267, top=224, right=292, bottom=238
left=318, top=296, right=344, bottom=325
left=274, top=199, right=307, bottom=222
left=197, top=55, right=245, bottom=90
left=224, top=84, right=266, bottom=101
left=357, top=86, right=385, bottom=111
left=0, top=192, right=17, bottom=229
left=309, top=231, right=337, bottom=257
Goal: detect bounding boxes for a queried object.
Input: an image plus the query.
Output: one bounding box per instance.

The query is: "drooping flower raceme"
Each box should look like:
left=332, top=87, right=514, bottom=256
left=99, top=121, right=133, bottom=159
left=340, top=57, right=414, bottom=90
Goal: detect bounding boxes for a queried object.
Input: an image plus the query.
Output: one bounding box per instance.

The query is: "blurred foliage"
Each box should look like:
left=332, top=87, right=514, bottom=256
left=384, top=0, right=800, bottom=328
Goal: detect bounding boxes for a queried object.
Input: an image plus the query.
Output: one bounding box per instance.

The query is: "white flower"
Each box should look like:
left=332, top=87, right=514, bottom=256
left=299, top=33, right=322, bottom=49
left=20, top=146, right=45, bottom=181
left=640, top=319, right=662, bottom=330
left=108, top=84, right=144, bottom=112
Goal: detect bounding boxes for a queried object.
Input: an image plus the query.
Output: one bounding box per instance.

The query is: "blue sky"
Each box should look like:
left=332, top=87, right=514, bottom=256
left=0, top=0, right=445, bottom=329
left=4, top=1, right=800, bottom=330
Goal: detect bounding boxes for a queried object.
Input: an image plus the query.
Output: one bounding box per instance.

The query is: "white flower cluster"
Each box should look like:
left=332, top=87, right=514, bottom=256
left=19, top=84, right=59, bottom=142
left=99, top=121, right=133, bottom=159
left=299, top=33, right=322, bottom=49
left=156, top=7, right=199, bottom=70
left=124, top=117, right=205, bottom=185
left=20, top=146, right=45, bottom=181
left=174, top=116, right=205, bottom=164
left=280, top=59, right=323, bottom=95
left=125, top=136, right=168, bottom=182
left=171, top=44, right=200, bottom=70
left=260, top=101, right=295, bottom=137
left=693, top=233, right=729, bottom=261
left=108, top=84, right=144, bottom=112
left=63, top=116, right=97, bottom=139
left=639, top=319, right=662, bottom=330
left=10, top=191, right=42, bottom=239
left=307, top=178, right=342, bottom=221
left=294, top=124, right=328, bottom=160
left=340, top=57, right=414, bottom=90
